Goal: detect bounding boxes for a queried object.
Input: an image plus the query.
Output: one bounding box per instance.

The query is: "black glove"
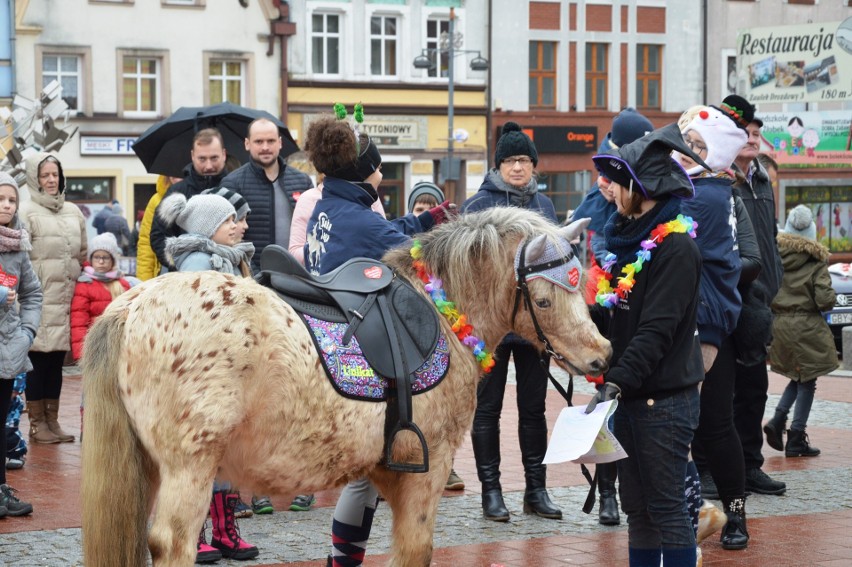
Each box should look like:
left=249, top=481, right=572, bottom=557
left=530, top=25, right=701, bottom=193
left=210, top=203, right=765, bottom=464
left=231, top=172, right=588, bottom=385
left=584, top=382, right=621, bottom=414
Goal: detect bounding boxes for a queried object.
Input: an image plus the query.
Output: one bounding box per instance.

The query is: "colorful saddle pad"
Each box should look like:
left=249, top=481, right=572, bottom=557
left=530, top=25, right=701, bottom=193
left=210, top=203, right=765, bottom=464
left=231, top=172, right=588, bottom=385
left=303, top=314, right=450, bottom=401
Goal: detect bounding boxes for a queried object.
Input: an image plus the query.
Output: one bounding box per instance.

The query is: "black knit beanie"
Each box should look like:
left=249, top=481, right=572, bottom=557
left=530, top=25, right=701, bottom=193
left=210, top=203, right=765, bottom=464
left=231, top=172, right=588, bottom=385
left=494, top=122, right=538, bottom=167
left=332, top=133, right=383, bottom=182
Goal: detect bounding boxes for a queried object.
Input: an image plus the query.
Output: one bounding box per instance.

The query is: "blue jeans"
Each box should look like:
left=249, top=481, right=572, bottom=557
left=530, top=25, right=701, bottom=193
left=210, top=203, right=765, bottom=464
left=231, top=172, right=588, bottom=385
left=776, top=379, right=817, bottom=431
left=615, top=385, right=700, bottom=555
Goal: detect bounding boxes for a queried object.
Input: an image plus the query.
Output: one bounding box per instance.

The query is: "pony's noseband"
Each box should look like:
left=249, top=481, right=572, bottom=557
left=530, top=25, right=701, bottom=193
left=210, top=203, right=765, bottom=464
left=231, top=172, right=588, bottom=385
left=511, top=238, right=581, bottom=362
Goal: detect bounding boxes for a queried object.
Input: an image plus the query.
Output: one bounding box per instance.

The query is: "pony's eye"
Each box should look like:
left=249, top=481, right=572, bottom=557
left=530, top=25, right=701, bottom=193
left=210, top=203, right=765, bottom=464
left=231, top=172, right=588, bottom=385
left=534, top=298, right=551, bottom=309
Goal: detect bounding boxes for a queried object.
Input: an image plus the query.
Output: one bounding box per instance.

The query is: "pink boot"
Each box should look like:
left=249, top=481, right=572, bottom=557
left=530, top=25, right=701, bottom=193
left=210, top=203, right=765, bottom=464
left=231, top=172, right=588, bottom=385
left=210, top=491, right=259, bottom=560
left=196, top=521, right=222, bottom=563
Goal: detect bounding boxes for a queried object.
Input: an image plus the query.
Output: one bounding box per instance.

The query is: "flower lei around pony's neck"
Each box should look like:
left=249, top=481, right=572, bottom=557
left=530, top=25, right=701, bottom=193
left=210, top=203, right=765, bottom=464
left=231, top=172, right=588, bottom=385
left=595, top=215, right=698, bottom=308
left=411, top=240, right=495, bottom=373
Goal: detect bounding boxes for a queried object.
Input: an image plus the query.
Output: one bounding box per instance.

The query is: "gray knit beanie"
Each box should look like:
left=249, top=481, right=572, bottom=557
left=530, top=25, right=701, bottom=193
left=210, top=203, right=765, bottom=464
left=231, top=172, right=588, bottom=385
left=202, top=186, right=251, bottom=220
left=784, top=204, right=816, bottom=240
left=0, top=171, right=19, bottom=199
left=89, top=232, right=122, bottom=266
left=407, top=181, right=445, bottom=213
left=158, top=193, right=236, bottom=239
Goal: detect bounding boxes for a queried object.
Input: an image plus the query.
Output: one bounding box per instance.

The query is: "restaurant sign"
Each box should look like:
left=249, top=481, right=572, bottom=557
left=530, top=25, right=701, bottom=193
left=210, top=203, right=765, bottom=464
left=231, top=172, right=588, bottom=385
left=737, top=18, right=852, bottom=104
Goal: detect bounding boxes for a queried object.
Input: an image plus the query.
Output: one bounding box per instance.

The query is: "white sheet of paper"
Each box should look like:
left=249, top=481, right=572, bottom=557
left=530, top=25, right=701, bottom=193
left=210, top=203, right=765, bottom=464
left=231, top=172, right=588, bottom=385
left=543, top=400, right=628, bottom=465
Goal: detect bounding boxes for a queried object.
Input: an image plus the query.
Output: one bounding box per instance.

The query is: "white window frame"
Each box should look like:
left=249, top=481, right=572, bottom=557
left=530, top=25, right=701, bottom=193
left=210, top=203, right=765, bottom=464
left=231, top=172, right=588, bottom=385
left=203, top=52, right=254, bottom=107
left=310, top=11, right=342, bottom=76
left=117, top=49, right=169, bottom=118
left=369, top=14, right=399, bottom=78
left=35, top=46, right=92, bottom=117
left=425, top=16, right=449, bottom=79
left=161, top=0, right=204, bottom=6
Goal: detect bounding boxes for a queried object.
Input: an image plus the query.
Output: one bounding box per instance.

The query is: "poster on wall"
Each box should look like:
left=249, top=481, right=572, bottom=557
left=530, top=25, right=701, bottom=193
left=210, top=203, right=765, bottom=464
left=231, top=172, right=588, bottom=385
left=737, top=19, right=852, bottom=104
left=759, top=111, right=852, bottom=169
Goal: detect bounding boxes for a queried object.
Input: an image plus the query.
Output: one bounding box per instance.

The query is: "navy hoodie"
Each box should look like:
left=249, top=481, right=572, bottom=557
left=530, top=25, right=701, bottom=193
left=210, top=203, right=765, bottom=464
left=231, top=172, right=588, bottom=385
left=680, top=176, right=743, bottom=347
left=304, top=176, right=433, bottom=275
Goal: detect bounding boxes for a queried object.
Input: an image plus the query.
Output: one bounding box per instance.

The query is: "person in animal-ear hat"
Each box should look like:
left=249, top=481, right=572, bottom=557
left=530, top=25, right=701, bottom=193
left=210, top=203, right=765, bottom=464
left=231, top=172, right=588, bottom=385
left=586, top=122, right=708, bottom=566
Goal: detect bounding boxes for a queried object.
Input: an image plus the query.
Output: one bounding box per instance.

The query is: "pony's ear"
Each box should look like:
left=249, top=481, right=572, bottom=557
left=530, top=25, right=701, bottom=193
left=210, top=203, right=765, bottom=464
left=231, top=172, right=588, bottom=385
left=559, top=217, right=591, bottom=243
left=525, top=234, right=548, bottom=263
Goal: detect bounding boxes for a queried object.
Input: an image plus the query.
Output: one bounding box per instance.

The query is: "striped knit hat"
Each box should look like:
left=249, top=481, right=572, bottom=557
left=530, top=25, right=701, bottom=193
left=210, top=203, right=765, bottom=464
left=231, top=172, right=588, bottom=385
left=202, top=187, right=251, bottom=220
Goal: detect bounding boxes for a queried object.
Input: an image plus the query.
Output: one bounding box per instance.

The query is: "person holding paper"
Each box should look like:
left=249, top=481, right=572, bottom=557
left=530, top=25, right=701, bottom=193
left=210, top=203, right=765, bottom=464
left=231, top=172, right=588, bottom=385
left=587, top=123, right=705, bottom=567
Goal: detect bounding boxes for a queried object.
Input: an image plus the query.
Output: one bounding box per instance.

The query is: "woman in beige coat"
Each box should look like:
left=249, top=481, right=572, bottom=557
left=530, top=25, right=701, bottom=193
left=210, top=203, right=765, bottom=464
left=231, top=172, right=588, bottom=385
left=19, top=152, right=87, bottom=443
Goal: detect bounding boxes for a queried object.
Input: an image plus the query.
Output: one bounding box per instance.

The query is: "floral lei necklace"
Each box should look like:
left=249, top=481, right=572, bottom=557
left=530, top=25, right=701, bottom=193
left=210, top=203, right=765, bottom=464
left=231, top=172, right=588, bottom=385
left=411, top=240, right=496, bottom=373
left=595, top=214, right=698, bottom=308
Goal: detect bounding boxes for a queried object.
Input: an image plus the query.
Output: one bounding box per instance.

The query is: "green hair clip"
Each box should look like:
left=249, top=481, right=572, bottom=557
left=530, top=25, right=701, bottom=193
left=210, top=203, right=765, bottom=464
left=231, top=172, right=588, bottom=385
left=333, top=102, right=347, bottom=120
left=353, top=103, right=364, bottom=124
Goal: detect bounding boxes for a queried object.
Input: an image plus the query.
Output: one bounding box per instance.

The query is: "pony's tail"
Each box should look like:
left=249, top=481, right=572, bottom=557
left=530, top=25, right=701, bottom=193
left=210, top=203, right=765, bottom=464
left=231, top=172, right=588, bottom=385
left=81, top=309, right=150, bottom=567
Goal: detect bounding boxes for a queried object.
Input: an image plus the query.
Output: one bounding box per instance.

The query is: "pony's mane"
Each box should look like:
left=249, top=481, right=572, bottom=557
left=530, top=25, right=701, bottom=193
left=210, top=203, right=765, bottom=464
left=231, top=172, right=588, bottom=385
left=385, top=207, right=568, bottom=302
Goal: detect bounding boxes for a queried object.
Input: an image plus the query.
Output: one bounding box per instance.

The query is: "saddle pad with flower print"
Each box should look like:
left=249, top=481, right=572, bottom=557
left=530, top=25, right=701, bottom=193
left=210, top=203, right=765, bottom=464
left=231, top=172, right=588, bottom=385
left=302, top=314, right=450, bottom=401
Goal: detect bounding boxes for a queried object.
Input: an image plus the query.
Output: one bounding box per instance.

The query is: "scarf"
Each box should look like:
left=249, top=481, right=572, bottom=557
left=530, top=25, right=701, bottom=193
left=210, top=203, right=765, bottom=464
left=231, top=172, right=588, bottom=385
left=165, top=234, right=255, bottom=275
left=487, top=169, right=539, bottom=207
left=603, top=197, right=682, bottom=266
left=0, top=224, right=31, bottom=253
left=79, top=265, right=124, bottom=283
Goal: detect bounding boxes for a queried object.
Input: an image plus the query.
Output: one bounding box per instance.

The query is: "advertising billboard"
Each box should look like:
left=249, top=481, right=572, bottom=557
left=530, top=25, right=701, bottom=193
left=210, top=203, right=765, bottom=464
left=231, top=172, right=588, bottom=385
left=737, top=18, right=852, bottom=104
left=760, top=111, right=852, bottom=169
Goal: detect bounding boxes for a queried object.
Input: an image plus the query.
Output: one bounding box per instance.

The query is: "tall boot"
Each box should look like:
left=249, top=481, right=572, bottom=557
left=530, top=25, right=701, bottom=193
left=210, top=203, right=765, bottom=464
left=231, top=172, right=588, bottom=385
left=720, top=496, right=749, bottom=550
left=210, top=490, right=259, bottom=560
left=519, top=425, right=562, bottom=520
left=762, top=411, right=787, bottom=452
left=785, top=428, right=820, bottom=457
left=196, top=520, right=223, bottom=564
left=596, top=462, right=620, bottom=525
left=471, top=424, right=509, bottom=522
left=27, top=400, right=61, bottom=444
left=44, top=399, right=75, bottom=442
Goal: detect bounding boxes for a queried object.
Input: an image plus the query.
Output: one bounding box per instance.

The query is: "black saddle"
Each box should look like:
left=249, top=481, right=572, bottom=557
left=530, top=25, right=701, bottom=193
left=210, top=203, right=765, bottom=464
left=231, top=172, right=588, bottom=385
left=257, top=245, right=440, bottom=473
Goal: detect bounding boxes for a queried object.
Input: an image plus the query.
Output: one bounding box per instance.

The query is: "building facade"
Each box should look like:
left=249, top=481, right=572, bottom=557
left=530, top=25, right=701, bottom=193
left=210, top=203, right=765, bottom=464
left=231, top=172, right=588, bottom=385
left=285, top=0, right=489, bottom=214
left=706, top=0, right=852, bottom=257
left=490, top=0, right=704, bottom=221
left=13, top=0, right=285, bottom=238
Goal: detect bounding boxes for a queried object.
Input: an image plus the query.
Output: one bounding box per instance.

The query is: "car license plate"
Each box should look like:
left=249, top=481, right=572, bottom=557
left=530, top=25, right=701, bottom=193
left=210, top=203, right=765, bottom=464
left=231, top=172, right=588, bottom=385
left=828, top=312, right=852, bottom=325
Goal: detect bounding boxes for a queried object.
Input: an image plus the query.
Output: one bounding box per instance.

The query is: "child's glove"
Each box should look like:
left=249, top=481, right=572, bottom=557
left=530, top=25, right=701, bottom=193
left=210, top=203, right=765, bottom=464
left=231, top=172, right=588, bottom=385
left=427, top=200, right=457, bottom=225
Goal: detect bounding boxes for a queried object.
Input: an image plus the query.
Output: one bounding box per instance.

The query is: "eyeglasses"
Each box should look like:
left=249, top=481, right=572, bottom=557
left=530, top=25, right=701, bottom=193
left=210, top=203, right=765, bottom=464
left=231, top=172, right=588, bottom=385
left=501, top=156, right=533, bottom=167
left=91, top=255, right=112, bottom=262
left=682, top=135, right=708, bottom=155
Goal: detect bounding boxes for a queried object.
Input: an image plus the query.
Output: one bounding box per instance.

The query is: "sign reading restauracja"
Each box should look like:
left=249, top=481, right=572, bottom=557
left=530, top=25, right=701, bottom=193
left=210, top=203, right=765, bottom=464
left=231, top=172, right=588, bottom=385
left=737, top=17, right=852, bottom=104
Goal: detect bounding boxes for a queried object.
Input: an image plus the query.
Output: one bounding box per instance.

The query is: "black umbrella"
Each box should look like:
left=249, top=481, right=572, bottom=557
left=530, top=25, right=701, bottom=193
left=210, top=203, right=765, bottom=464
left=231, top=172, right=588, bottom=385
left=132, top=102, right=300, bottom=178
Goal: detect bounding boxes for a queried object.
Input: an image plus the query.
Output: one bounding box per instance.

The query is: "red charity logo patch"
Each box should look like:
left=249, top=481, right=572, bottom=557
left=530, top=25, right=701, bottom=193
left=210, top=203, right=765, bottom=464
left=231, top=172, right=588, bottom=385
left=568, top=267, right=580, bottom=287
left=363, top=266, right=383, bottom=279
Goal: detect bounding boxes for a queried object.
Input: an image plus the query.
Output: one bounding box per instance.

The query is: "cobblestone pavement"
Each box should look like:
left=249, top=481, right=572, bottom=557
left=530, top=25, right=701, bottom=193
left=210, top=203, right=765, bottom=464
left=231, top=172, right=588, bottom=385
left=1, top=367, right=850, bottom=566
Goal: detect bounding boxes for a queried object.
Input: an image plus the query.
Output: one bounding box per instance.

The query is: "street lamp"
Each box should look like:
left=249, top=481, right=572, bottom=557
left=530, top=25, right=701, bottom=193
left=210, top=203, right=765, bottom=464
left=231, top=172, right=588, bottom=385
left=413, top=7, right=488, bottom=199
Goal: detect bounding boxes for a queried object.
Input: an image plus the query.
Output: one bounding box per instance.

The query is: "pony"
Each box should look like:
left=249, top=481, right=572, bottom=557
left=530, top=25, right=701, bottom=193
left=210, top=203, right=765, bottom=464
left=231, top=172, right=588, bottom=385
left=81, top=207, right=611, bottom=567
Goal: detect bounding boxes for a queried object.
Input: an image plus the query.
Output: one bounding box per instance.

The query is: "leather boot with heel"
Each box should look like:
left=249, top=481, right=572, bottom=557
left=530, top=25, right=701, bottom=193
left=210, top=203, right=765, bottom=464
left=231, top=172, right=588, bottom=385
left=596, top=462, right=620, bottom=525
left=471, top=424, right=509, bottom=522
left=27, top=400, right=61, bottom=444
left=44, top=399, right=75, bottom=442
left=519, top=424, right=562, bottom=520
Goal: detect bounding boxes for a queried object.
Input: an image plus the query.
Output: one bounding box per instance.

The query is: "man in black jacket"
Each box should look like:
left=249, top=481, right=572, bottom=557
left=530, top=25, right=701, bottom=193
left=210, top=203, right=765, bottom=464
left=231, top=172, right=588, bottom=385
left=149, top=128, right=228, bottom=269
left=721, top=95, right=787, bottom=497
left=221, top=118, right=313, bottom=273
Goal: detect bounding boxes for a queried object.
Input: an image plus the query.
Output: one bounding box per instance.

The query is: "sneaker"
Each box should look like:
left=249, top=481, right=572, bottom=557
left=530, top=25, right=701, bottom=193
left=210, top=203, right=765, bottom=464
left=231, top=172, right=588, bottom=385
left=0, top=484, right=33, bottom=516
left=699, top=473, right=719, bottom=500
left=696, top=501, right=726, bottom=544
left=233, top=496, right=253, bottom=518
left=289, top=494, right=316, bottom=511
left=445, top=469, right=465, bottom=491
left=745, top=467, right=786, bottom=495
left=5, top=457, right=24, bottom=470
left=251, top=495, right=274, bottom=515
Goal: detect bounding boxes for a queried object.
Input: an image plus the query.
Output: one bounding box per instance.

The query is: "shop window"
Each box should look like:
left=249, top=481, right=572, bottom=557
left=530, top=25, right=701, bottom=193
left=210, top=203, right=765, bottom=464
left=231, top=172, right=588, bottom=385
left=312, top=13, right=341, bottom=75
left=585, top=43, right=608, bottom=109
left=529, top=41, right=557, bottom=109
left=378, top=163, right=405, bottom=219
left=786, top=185, right=852, bottom=253
left=371, top=15, right=399, bottom=77
left=66, top=177, right=115, bottom=203
left=537, top=171, right=587, bottom=225
left=636, top=44, right=662, bottom=110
